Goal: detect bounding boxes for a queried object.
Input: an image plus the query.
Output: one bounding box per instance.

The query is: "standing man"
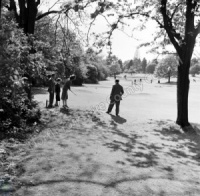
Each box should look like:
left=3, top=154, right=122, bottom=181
left=106, top=79, right=124, bottom=116
left=47, top=74, right=55, bottom=108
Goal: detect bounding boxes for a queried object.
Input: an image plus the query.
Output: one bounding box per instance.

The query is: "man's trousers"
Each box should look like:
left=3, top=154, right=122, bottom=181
left=107, top=100, right=120, bottom=115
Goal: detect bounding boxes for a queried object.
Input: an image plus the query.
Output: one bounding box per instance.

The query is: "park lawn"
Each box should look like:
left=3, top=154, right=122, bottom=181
left=1, top=74, right=200, bottom=196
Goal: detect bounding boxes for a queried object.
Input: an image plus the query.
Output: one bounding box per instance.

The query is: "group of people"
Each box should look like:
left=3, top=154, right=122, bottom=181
left=47, top=74, right=76, bottom=108
left=47, top=73, right=124, bottom=117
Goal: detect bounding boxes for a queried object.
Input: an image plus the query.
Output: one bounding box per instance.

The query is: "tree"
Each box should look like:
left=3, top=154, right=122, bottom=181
left=190, top=64, right=200, bottom=76
left=126, top=60, right=133, bottom=70
left=118, top=59, right=123, bottom=72
left=141, top=58, right=147, bottom=73
left=106, top=55, right=122, bottom=75
left=89, top=0, right=200, bottom=128
left=6, top=0, right=200, bottom=128
left=5, top=0, right=62, bottom=34
left=158, top=0, right=200, bottom=127
left=154, top=55, right=178, bottom=83
left=109, top=63, right=122, bottom=75
left=132, top=58, right=142, bottom=72
left=191, top=57, right=199, bottom=67
left=146, top=63, right=156, bottom=74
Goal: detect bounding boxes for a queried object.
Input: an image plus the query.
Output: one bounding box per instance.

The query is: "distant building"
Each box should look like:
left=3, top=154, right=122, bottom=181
left=134, top=47, right=140, bottom=59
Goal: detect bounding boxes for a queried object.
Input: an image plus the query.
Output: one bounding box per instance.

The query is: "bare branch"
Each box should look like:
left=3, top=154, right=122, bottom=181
left=48, top=0, right=60, bottom=12
left=54, top=14, right=61, bottom=46
left=160, top=0, right=181, bottom=56
left=36, top=10, right=62, bottom=21
left=87, top=18, right=96, bottom=43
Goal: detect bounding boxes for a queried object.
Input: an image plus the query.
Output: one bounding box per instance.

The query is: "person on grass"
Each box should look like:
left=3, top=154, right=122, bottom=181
left=106, top=79, right=124, bottom=116
left=54, top=78, right=61, bottom=107
left=61, top=75, right=76, bottom=108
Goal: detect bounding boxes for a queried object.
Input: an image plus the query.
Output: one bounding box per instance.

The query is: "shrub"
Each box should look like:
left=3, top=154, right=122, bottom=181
left=0, top=92, right=41, bottom=139
left=0, top=11, right=41, bottom=140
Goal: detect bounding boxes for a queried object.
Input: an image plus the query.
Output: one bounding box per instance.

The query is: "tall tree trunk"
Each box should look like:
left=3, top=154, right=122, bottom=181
left=18, top=0, right=26, bottom=29
left=0, top=0, right=2, bottom=29
left=10, top=0, right=38, bottom=34
left=26, top=0, right=38, bottom=34
left=176, top=56, right=191, bottom=127
left=0, top=0, right=2, bottom=20
left=168, top=75, right=170, bottom=83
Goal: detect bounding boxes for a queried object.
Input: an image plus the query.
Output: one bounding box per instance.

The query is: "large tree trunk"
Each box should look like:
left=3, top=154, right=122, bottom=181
left=26, top=0, right=38, bottom=34
left=0, top=0, right=2, bottom=21
left=10, top=0, right=39, bottom=34
left=176, top=55, right=191, bottom=127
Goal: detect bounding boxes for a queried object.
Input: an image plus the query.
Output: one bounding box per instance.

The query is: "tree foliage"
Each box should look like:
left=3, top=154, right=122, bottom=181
left=141, top=58, right=147, bottom=73
left=146, top=63, right=156, bottom=74
left=190, top=64, right=200, bottom=76
left=154, top=55, right=178, bottom=80
left=0, top=10, right=41, bottom=138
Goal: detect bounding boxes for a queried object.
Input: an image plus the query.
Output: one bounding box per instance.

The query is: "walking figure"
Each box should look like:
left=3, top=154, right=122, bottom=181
left=106, top=79, right=124, bottom=116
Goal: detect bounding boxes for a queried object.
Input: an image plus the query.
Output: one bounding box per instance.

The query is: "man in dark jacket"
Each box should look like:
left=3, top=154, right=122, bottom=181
left=106, top=79, right=124, bottom=116
left=47, top=74, right=55, bottom=108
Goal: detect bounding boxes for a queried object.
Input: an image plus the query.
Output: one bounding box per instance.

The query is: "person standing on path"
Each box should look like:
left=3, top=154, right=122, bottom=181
left=47, top=74, right=55, bottom=108
left=106, top=79, right=124, bottom=116
left=61, top=75, right=76, bottom=108
left=54, top=78, right=61, bottom=106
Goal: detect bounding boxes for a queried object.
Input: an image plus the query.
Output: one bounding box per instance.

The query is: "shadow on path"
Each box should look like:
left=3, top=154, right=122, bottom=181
left=110, top=114, right=127, bottom=124
left=154, top=121, right=200, bottom=162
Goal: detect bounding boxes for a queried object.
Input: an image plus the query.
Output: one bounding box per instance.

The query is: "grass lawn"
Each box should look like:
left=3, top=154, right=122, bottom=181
left=1, top=74, right=200, bottom=196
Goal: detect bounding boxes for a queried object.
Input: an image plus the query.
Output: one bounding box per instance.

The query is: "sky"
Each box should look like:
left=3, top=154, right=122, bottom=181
left=38, top=0, right=168, bottom=62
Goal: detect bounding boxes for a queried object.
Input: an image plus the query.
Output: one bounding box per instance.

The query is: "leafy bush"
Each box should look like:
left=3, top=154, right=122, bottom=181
left=0, top=10, right=41, bottom=139
left=0, top=93, right=41, bottom=139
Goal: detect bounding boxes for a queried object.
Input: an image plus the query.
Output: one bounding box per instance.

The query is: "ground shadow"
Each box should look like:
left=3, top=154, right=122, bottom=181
left=154, top=121, right=200, bottom=162
left=17, top=175, right=170, bottom=196
left=102, top=120, right=158, bottom=168
left=59, top=107, right=73, bottom=115
left=110, top=114, right=127, bottom=124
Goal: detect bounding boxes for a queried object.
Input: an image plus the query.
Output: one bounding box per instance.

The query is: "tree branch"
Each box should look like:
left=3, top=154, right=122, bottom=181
left=87, top=17, right=96, bottom=43
left=48, top=0, right=60, bottom=12
left=7, top=0, right=19, bottom=23
left=54, top=14, right=61, bottom=46
left=170, top=3, right=182, bottom=20
left=160, top=0, right=181, bottom=56
left=36, top=10, right=62, bottom=21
